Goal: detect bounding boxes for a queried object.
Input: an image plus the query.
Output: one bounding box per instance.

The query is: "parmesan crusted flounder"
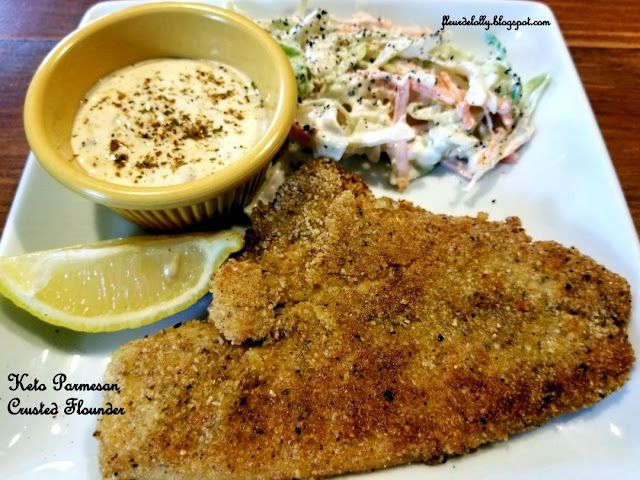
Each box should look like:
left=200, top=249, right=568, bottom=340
left=98, top=160, right=634, bottom=479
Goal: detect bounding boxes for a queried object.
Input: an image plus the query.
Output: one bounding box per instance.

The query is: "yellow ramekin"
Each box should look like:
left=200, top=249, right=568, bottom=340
left=24, top=2, right=296, bottom=230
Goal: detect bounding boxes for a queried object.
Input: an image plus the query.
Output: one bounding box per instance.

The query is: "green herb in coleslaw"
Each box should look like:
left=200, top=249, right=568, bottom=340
left=263, top=9, right=549, bottom=190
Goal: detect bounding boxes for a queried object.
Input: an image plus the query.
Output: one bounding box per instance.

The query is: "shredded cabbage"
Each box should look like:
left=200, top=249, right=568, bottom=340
left=263, top=9, right=549, bottom=190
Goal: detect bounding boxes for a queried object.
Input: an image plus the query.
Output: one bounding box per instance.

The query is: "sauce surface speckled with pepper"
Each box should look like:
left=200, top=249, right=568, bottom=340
left=71, top=58, right=267, bottom=186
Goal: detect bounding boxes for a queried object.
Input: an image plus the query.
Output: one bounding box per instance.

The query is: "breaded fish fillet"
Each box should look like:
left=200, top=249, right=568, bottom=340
left=98, top=160, right=634, bottom=479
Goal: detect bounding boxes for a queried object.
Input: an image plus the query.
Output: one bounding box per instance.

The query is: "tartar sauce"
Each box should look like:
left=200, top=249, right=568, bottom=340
left=71, top=59, right=267, bottom=186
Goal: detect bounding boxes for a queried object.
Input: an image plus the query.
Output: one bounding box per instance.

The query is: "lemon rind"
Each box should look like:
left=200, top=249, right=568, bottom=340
left=0, top=231, right=243, bottom=332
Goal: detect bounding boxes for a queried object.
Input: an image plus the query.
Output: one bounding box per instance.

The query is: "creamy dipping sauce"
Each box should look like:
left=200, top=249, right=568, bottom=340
left=72, top=59, right=267, bottom=186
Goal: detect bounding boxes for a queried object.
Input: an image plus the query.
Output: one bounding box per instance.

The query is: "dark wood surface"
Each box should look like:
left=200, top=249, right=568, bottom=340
left=1, top=0, right=638, bottom=234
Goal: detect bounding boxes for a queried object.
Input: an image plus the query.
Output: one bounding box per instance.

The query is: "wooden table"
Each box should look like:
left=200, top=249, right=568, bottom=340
left=1, top=0, right=638, bottom=234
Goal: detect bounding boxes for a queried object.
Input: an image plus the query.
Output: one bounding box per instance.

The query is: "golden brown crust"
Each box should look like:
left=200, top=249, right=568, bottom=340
left=98, top=160, right=634, bottom=479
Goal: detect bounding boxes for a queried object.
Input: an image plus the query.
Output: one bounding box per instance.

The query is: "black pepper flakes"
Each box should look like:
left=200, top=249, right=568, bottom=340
left=114, top=154, right=128, bottom=168
left=77, top=60, right=264, bottom=185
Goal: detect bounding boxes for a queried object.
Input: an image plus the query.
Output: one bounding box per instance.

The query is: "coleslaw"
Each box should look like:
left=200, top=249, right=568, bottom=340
left=263, top=8, right=549, bottom=190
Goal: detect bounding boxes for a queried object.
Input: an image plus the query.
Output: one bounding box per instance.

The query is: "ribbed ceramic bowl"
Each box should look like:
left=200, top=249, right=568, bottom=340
left=24, top=2, right=296, bottom=230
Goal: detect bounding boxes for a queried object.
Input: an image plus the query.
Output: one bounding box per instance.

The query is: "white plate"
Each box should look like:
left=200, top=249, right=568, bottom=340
left=1, top=1, right=638, bottom=479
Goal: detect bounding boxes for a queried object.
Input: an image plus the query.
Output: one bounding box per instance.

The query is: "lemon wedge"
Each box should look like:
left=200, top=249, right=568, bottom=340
left=0, top=231, right=243, bottom=332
